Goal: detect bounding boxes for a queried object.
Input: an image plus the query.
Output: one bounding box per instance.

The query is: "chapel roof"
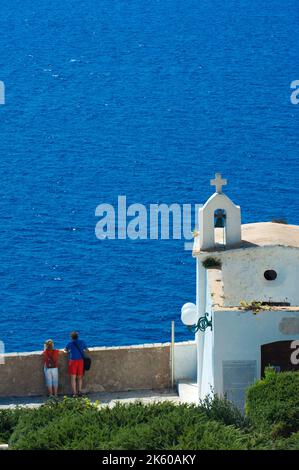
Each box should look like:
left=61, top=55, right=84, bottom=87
left=193, top=222, right=299, bottom=254
left=241, top=222, right=299, bottom=248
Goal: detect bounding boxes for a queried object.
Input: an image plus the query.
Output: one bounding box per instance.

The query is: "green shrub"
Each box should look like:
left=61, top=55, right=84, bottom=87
left=0, top=408, right=23, bottom=443
left=8, top=397, right=246, bottom=450
left=108, top=405, right=208, bottom=450
left=9, top=398, right=103, bottom=450
left=246, top=369, right=299, bottom=437
left=271, top=431, right=299, bottom=450
left=3, top=384, right=299, bottom=450
left=177, top=419, right=250, bottom=450
left=9, top=399, right=208, bottom=450
left=200, top=393, right=249, bottom=429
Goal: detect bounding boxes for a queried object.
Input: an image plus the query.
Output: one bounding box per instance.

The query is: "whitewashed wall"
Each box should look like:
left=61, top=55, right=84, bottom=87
left=174, top=341, right=197, bottom=382
left=212, top=308, right=299, bottom=407
left=219, top=246, right=299, bottom=306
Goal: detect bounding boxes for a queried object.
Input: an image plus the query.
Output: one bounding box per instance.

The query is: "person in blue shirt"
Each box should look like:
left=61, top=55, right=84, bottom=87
left=64, top=331, right=89, bottom=397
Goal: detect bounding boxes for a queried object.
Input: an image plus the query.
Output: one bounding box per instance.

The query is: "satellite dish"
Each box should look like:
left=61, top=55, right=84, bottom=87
left=181, top=302, right=197, bottom=326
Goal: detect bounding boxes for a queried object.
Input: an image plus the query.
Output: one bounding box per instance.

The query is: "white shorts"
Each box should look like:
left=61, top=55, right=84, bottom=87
left=44, top=366, right=58, bottom=387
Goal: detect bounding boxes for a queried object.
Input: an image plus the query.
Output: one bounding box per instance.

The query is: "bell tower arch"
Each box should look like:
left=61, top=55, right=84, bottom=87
left=199, top=173, right=242, bottom=250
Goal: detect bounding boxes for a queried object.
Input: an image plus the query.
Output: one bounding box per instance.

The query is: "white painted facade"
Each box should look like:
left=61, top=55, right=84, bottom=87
left=212, top=309, right=299, bottom=408
left=219, top=246, right=299, bottom=306
left=180, top=174, right=299, bottom=409
left=173, top=341, right=197, bottom=382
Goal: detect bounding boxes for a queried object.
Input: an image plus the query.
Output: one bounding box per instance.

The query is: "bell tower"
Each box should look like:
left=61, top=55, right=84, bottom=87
left=199, top=173, right=242, bottom=250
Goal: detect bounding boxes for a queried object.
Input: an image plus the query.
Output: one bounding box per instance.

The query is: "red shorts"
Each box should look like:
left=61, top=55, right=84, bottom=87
left=68, top=359, right=84, bottom=377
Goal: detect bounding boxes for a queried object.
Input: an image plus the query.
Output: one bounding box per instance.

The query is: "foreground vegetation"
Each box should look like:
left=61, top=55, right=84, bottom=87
left=0, top=369, right=298, bottom=450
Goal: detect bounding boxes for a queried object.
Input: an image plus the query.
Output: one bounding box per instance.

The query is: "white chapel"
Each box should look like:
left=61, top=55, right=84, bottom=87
left=180, top=173, right=299, bottom=409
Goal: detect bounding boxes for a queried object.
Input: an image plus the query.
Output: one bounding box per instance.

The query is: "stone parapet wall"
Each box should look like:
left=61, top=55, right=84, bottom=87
left=0, top=343, right=173, bottom=397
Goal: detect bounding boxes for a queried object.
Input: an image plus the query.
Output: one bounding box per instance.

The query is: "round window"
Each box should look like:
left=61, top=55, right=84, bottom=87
left=264, top=270, right=277, bottom=281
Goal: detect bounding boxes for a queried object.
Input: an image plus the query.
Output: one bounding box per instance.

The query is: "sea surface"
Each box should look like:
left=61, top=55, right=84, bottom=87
left=0, top=1, right=298, bottom=352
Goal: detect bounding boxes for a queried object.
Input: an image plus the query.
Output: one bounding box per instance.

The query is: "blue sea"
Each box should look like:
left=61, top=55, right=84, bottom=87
left=0, top=0, right=298, bottom=352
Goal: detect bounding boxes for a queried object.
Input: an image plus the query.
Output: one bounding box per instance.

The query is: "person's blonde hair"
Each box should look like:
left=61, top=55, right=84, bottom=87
left=44, top=339, right=54, bottom=350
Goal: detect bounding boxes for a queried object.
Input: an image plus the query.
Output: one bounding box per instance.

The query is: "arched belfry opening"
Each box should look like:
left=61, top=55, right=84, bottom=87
left=198, top=173, right=242, bottom=251
left=214, top=208, right=227, bottom=246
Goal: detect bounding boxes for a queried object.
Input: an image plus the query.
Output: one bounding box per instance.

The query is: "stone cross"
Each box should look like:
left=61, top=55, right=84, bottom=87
left=210, top=173, right=227, bottom=193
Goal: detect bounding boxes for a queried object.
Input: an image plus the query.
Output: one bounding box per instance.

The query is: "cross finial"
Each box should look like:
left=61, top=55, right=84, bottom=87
left=210, top=173, right=227, bottom=193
